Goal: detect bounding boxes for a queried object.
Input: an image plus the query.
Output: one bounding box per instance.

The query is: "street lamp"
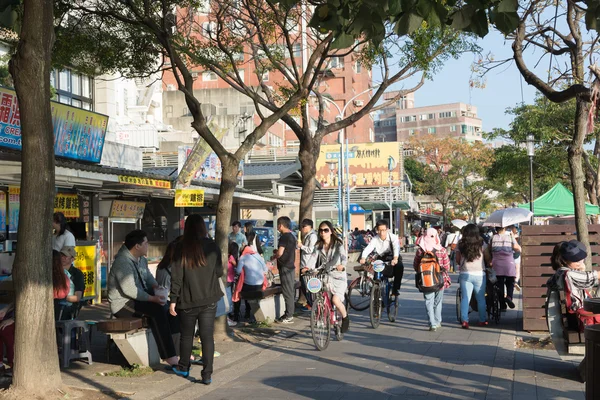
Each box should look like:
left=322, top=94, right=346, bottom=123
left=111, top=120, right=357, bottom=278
left=526, top=134, right=535, bottom=224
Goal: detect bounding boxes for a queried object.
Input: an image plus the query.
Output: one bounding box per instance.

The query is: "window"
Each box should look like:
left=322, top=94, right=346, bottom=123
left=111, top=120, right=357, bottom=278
left=202, top=71, right=218, bottom=81
left=183, top=107, right=190, bottom=116
left=237, top=69, right=245, bottom=82
left=82, top=101, right=91, bottom=110
left=427, top=127, right=436, bottom=134
left=420, top=114, right=428, bottom=121
left=450, top=125, right=457, bottom=132
left=261, top=71, right=269, bottom=81
left=59, top=70, right=70, bottom=91
left=202, top=22, right=216, bottom=38
left=461, top=124, right=467, bottom=134
left=123, top=88, right=129, bottom=114
left=58, top=95, right=71, bottom=105
left=81, top=76, right=90, bottom=98
left=428, top=113, right=435, bottom=120
left=439, top=111, right=455, bottom=118
left=409, top=129, right=415, bottom=136
left=285, top=17, right=299, bottom=34
left=72, top=99, right=81, bottom=108
left=50, top=71, right=56, bottom=89
left=369, top=128, right=374, bottom=142
left=292, top=44, right=301, bottom=58
left=329, top=56, right=344, bottom=69
left=71, top=73, right=80, bottom=95
left=197, top=0, right=211, bottom=14
left=354, top=61, right=362, bottom=73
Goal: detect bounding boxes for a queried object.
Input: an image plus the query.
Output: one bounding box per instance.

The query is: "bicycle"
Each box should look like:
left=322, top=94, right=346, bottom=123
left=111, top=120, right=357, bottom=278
left=368, top=260, right=399, bottom=329
left=346, top=265, right=374, bottom=311
left=307, top=268, right=344, bottom=351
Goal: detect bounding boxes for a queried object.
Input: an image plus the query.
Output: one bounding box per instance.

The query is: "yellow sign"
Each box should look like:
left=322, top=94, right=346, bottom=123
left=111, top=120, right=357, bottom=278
left=54, top=193, right=80, bottom=218
left=8, top=187, right=19, bottom=195
left=110, top=200, right=146, bottom=218
left=74, top=245, right=96, bottom=298
left=315, top=142, right=402, bottom=188
left=118, top=175, right=171, bottom=189
left=175, top=189, right=205, bottom=207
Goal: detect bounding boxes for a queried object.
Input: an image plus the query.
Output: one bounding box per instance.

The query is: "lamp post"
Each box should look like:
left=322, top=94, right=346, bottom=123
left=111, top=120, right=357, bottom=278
left=327, top=160, right=341, bottom=227
left=315, top=87, right=375, bottom=249
left=526, top=134, right=535, bottom=225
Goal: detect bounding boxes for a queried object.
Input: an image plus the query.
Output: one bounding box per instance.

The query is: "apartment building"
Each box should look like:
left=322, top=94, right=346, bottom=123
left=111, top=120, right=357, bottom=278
left=375, top=97, right=483, bottom=142
left=161, top=2, right=374, bottom=150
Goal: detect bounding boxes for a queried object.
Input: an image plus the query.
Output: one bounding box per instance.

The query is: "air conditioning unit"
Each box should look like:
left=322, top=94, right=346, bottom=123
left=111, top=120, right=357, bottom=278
left=353, top=100, right=364, bottom=107
left=166, top=84, right=176, bottom=91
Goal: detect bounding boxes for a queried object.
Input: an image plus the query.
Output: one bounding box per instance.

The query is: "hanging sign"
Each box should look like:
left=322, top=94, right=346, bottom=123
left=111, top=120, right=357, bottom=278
left=174, top=189, right=205, bottom=207
left=109, top=200, right=146, bottom=219
left=54, top=193, right=80, bottom=218
left=117, top=175, right=171, bottom=189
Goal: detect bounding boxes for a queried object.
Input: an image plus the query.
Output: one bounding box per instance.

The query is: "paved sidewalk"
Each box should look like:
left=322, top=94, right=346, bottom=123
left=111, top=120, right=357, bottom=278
left=62, top=266, right=586, bottom=400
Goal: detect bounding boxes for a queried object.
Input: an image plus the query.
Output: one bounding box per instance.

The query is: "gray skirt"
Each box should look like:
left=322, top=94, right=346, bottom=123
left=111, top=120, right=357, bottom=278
left=328, top=270, right=348, bottom=298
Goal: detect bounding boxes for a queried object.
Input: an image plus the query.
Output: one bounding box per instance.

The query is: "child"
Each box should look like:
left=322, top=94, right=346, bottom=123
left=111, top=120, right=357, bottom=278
left=227, top=242, right=239, bottom=325
left=547, top=240, right=600, bottom=331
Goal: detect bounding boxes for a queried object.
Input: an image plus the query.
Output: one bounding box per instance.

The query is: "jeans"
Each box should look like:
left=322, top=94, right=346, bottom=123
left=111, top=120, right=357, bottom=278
left=115, top=300, right=176, bottom=360
left=424, top=289, right=444, bottom=328
left=496, top=276, right=515, bottom=308
left=459, top=273, right=486, bottom=323
left=178, top=302, right=217, bottom=378
left=300, top=273, right=313, bottom=307
left=280, top=267, right=295, bottom=318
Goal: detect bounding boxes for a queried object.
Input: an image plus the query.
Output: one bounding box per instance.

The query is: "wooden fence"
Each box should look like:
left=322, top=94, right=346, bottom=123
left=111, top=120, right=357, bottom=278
left=521, top=224, right=600, bottom=331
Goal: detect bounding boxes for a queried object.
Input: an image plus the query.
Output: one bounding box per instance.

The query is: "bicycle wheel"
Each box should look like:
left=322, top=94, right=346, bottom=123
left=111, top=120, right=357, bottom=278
left=369, top=282, right=382, bottom=329
left=347, top=277, right=373, bottom=311
left=387, top=283, right=399, bottom=323
left=456, top=286, right=462, bottom=322
left=311, top=297, right=331, bottom=351
left=334, top=308, right=344, bottom=341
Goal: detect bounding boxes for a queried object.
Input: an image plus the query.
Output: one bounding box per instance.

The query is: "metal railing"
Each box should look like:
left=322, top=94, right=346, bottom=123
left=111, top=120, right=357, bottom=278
left=142, top=151, right=179, bottom=168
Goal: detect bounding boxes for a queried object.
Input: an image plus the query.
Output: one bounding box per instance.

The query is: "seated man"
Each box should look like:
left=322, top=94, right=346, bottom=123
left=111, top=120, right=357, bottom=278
left=108, top=229, right=177, bottom=366
left=359, top=219, right=404, bottom=296
left=59, top=246, right=85, bottom=319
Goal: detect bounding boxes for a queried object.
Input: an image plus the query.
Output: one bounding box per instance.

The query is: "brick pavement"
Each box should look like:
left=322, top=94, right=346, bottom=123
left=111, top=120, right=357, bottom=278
left=64, top=256, right=586, bottom=399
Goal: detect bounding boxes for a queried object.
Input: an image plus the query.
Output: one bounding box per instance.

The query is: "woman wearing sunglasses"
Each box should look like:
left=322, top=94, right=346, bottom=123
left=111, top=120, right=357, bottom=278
left=310, top=221, right=350, bottom=333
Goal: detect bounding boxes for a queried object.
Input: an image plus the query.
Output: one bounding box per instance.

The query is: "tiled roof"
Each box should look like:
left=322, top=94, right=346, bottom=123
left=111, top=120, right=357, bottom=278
left=243, top=161, right=301, bottom=179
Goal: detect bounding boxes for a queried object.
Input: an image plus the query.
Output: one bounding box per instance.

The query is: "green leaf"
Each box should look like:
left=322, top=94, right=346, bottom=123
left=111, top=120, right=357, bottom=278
left=331, top=32, right=355, bottom=49
left=467, top=9, right=489, bottom=37
left=394, top=12, right=424, bottom=36
left=497, top=0, right=517, bottom=13
left=450, top=5, right=476, bottom=31
left=415, top=0, right=432, bottom=18
left=388, top=0, right=403, bottom=16
left=493, top=11, right=519, bottom=35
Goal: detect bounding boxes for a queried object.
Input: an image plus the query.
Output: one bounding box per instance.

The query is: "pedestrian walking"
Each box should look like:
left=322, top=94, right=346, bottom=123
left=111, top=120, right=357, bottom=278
left=169, top=214, right=223, bottom=384
left=456, top=224, right=491, bottom=328
left=271, top=216, right=296, bottom=324
left=413, top=228, right=451, bottom=331
left=486, top=226, right=521, bottom=311
left=298, top=218, right=318, bottom=311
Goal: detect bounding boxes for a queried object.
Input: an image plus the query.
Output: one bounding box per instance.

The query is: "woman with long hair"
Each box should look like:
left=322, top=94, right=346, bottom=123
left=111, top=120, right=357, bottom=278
left=311, top=221, right=350, bottom=332
left=244, top=222, right=263, bottom=255
left=169, top=214, right=222, bottom=384
left=52, top=250, right=70, bottom=299
left=52, top=212, right=75, bottom=251
left=456, top=224, right=491, bottom=329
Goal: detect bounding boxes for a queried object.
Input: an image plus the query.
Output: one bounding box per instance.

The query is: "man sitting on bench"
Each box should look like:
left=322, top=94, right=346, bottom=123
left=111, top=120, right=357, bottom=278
left=108, top=230, right=178, bottom=366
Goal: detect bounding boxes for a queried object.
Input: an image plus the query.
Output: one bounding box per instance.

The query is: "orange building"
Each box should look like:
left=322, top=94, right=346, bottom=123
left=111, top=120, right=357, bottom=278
left=162, top=4, right=374, bottom=149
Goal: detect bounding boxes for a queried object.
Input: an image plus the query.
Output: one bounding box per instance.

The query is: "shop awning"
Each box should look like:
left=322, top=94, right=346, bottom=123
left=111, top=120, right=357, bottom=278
left=518, top=183, right=600, bottom=216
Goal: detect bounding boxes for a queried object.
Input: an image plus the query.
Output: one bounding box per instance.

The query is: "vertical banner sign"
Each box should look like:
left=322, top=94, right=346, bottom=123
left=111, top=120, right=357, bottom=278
left=74, top=245, right=97, bottom=298
left=0, top=191, right=5, bottom=231
left=177, top=120, right=228, bottom=187
left=8, top=186, right=19, bottom=233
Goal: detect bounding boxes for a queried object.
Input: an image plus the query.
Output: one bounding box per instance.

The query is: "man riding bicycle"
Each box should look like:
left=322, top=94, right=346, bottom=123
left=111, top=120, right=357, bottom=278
left=359, top=219, right=404, bottom=296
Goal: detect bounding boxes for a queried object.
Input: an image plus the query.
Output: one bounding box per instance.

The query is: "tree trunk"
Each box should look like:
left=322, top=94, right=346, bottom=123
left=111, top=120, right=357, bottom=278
left=298, top=137, right=318, bottom=223
left=569, top=97, right=591, bottom=269
left=8, top=0, right=61, bottom=394
left=213, top=157, right=238, bottom=341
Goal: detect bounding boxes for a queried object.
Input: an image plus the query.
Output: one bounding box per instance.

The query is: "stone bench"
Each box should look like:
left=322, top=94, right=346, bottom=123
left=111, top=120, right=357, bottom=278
left=97, top=318, right=161, bottom=367
left=240, top=282, right=301, bottom=322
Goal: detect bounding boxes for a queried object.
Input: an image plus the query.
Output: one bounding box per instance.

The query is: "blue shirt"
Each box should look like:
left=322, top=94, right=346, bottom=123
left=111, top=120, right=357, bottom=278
left=236, top=253, right=267, bottom=286
left=228, top=232, right=248, bottom=250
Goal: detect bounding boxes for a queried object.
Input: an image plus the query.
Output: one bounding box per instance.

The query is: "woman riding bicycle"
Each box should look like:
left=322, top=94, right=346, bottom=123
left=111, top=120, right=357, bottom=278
left=308, top=221, right=350, bottom=333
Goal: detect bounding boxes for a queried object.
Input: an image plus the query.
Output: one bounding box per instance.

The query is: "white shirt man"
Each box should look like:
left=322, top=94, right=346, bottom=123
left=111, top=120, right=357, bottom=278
left=360, top=223, right=401, bottom=265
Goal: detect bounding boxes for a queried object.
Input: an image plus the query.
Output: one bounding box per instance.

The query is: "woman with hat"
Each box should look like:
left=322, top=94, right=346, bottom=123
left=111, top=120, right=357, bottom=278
left=548, top=240, right=600, bottom=330
left=413, top=228, right=451, bottom=331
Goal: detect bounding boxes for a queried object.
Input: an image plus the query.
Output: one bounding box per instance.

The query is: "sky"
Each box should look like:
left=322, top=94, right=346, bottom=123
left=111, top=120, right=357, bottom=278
left=376, top=30, right=542, bottom=132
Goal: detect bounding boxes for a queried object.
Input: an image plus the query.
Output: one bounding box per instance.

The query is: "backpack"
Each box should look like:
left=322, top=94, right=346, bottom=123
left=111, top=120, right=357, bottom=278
left=415, top=251, right=444, bottom=293
left=563, top=271, right=600, bottom=332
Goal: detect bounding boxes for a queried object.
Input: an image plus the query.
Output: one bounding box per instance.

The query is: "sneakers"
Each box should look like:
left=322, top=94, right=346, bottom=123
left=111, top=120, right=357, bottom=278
left=514, top=282, right=521, bottom=291
left=227, top=317, right=237, bottom=327
left=200, top=373, right=212, bottom=385
left=478, top=321, right=489, bottom=327
left=461, top=321, right=469, bottom=329
left=341, top=316, right=350, bottom=333
left=506, top=298, right=515, bottom=309
left=171, top=366, right=190, bottom=378
left=277, top=315, right=294, bottom=324
left=300, top=305, right=312, bottom=312
left=429, top=325, right=438, bottom=332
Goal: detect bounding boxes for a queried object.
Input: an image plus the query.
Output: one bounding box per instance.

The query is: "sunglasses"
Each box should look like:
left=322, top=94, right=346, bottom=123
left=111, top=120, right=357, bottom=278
left=318, top=228, right=330, bottom=233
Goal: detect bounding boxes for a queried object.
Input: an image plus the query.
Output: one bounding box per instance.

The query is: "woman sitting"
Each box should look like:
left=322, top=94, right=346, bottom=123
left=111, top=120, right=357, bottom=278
left=234, top=233, right=268, bottom=323
left=52, top=250, right=72, bottom=321
left=548, top=240, right=600, bottom=331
